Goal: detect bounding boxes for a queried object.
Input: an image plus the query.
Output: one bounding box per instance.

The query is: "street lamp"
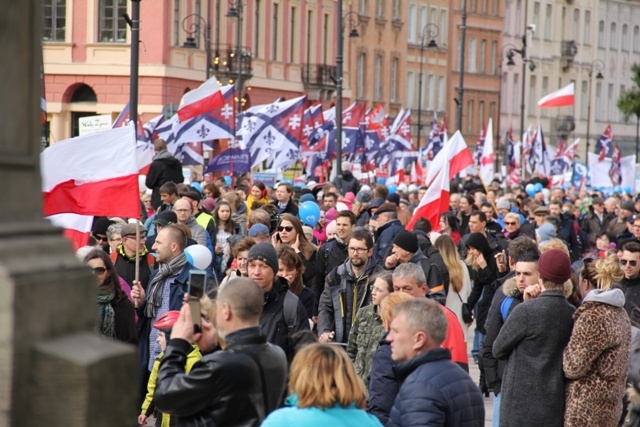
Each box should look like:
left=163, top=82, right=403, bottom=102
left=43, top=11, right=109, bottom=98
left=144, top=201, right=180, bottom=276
left=226, top=0, right=247, bottom=115
left=416, top=24, right=439, bottom=149
left=182, top=14, right=211, bottom=80
left=586, top=59, right=605, bottom=156
left=506, top=29, right=535, bottom=180
left=335, top=7, right=360, bottom=188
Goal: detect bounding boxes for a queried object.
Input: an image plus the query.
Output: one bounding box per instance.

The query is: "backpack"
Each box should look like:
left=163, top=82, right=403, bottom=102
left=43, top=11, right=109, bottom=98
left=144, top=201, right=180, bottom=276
left=110, top=251, right=155, bottom=269
left=283, top=291, right=300, bottom=334
left=500, top=296, right=515, bottom=322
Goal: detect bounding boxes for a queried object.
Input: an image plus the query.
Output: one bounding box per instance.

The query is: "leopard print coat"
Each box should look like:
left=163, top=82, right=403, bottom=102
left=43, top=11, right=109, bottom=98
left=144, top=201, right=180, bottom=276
left=563, top=291, right=631, bottom=427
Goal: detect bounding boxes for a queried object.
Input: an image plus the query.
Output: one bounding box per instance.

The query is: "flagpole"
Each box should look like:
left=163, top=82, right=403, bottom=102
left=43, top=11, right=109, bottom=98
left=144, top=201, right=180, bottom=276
left=475, top=166, right=499, bottom=214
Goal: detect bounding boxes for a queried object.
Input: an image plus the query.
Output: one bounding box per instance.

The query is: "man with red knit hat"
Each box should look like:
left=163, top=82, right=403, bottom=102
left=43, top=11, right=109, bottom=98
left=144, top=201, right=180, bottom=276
left=493, top=248, right=575, bottom=427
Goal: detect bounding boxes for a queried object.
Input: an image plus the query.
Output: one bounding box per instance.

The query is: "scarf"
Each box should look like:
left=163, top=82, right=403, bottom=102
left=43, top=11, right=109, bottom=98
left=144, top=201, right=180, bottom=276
left=144, top=252, right=188, bottom=318
left=117, top=244, right=148, bottom=261
left=153, top=149, right=172, bottom=161
left=96, top=285, right=116, bottom=339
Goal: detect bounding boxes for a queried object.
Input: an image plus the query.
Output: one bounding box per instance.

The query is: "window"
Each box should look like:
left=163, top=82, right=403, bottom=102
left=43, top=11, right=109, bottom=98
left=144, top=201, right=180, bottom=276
left=360, top=0, right=367, bottom=14
left=544, top=4, right=551, bottom=40
left=305, top=10, right=312, bottom=65
left=541, top=77, right=548, bottom=117
left=393, top=0, right=400, bottom=19
left=622, top=24, right=629, bottom=51
left=580, top=81, right=588, bottom=119
left=607, top=83, right=614, bottom=122
left=290, top=7, right=297, bottom=63
left=323, top=13, right=329, bottom=64
left=390, top=58, right=398, bottom=102
left=469, top=0, right=476, bottom=13
left=595, top=81, right=602, bottom=120
left=492, top=0, right=498, bottom=16
left=490, top=41, right=497, bottom=75
left=272, top=4, right=280, bottom=60
left=255, top=1, right=263, bottom=57
left=584, top=11, right=591, bottom=45
left=635, top=26, right=640, bottom=52
left=478, top=101, right=485, bottom=128
left=481, top=0, right=487, bottom=14
left=173, top=0, right=179, bottom=46
left=598, top=21, right=605, bottom=48
left=407, top=71, right=415, bottom=108
left=610, top=23, right=617, bottom=49
left=529, top=75, right=537, bottom=114
left=427, top=74, right=435, bottom=111
left=376, top=0, right=383, bottom=17
left=437, top=76, right=445, bottom=112
left=420, top=6, right=428, bottom=41
left=43, top=0, right=66, bottom=41
left=408, top=4, right=417, bottom=43
left=515, top=0, right=521, bottom=35
left=479, top=40, right=486, bottom=73
left=466, top=100, right=474, bottom=133
left=504, top=1, right=510, bottom=33
left=439, top=10, right=448, bottom=45
left=573, top=9, right=579, bottom=43
left=468, top=38, right=477, bottom=73
left=374, top=55, right=382, bottom=101
left=532, top=2, right=539, bottom=39
left=512, top=74, right=519, bottom=112
left=429, top=7, right=437, bottom=25
left=99, top=0, right=127, bottom=42
left=357, top=53, right=366, bottom=99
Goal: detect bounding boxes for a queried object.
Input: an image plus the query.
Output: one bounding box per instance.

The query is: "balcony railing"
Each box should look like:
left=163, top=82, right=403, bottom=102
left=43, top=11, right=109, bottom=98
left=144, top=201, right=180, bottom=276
left=302, top=63, right=337, bottom=88
left=212, top=44, right=253, bottom=80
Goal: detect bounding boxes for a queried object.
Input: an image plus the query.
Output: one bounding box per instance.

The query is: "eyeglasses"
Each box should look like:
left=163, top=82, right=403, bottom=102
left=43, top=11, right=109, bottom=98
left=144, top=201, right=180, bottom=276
left=348, top=247, right=368, bottom=254
left=278, top=226, right=294, bottom=232
left=505, top=222, right=517, bottom=226
left=91, top=267, right=108, bottom=275
left=621, top=259, right=638, bottom=267
left=173, top=209, right=191, bottom=213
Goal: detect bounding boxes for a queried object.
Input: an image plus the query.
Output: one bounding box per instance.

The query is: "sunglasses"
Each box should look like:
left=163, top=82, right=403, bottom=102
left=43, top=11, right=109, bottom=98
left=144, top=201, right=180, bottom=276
left=92, top=267, right=108, bottom=275
left=94, top=235, right=108, bottom=242
left=278, top=226, right=294, bottom=232
left=505, top=221, right=517, bottom=226
left=621, top=259, right=638, bottom=267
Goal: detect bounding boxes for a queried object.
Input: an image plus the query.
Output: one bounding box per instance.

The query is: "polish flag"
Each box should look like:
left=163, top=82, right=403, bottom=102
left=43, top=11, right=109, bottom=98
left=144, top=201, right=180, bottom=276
left=42, top=124, right=141, bottom=218
left=47, top=213, right=93, bottom=251
left=177, top=76, right=224, bottom=122
left=425, top=130, right=473, bottom=186
left=479, top=118, right=495, bottom=185
left=537, top=82, right=574, bottom=109
left=407, top=158, right=450, bottom=231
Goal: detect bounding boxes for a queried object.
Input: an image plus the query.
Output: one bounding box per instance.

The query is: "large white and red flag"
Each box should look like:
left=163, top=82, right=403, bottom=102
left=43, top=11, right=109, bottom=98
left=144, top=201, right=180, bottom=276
left=479, top=118, right=495, bottom=185
left=177, top=76, right=224, bottom=122
left=537, top=82, right=574, bottom=109
left=42, top=124, right=141, bottom=218
left=47, top=213, right=94, bottom=251
left=425, top=130, right=473, bottom=186
left=407, top=157, right=451, bottom=231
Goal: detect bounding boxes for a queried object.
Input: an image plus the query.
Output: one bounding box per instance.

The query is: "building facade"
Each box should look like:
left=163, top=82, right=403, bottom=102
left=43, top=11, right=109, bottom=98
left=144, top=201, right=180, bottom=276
left=43, top=0, right=349, bottom=143
left=499, top=0, right=640, bottom=162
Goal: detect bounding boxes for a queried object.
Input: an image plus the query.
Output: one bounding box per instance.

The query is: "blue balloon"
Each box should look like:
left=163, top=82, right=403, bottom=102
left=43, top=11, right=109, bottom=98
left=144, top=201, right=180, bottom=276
left=534, top=183, right=543, bottom=192
left=624, top=185, right=632, bottom=195
left=388, top=183, right=398, bottom=194
left=614, top=185, right=622, bottom=194
left=525, top=183, right=536, bottom=196
left=299, top=201, right=321, bottom=227
left=190, top=181, right=202, bottom=193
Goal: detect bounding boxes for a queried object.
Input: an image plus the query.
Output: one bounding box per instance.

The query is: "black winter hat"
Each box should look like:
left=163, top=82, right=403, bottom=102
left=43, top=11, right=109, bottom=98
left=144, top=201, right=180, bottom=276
left=465, top=232, right=490, bottom=255
left=248, top=242, right=279, bottom=275
left=92, top=217, right=114, bottom=237
left=393, top=231, right=419, bottom=253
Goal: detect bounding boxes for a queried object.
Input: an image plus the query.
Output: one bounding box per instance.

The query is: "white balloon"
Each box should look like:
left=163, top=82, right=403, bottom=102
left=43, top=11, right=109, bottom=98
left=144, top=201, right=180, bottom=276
left=336, top=202, right=349, bottom=212
left=184, top=244, right=212, bottom=270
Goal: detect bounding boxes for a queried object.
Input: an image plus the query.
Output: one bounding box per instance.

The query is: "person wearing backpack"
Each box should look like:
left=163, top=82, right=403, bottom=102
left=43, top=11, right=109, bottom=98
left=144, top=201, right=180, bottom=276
left=247, top=242, right=310, bottom=361
left=481, top=237, right=540, bottom=427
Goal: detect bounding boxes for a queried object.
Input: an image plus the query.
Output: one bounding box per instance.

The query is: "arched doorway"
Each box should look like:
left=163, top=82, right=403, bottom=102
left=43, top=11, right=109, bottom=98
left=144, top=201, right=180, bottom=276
left=67, top=84, right=97, bottom=136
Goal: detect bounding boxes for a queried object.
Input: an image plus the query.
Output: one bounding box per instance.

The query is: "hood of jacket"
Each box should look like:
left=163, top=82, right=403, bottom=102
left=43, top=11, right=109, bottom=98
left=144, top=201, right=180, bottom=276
left=464, top=232, right=491, bottom=257
left=342, top=170, right=355, bottom=180
left=502, top=275, right=523, bottom=298
left=342, top=257, right=380, bottom=282
left=583, top=287, right=626, bottom=307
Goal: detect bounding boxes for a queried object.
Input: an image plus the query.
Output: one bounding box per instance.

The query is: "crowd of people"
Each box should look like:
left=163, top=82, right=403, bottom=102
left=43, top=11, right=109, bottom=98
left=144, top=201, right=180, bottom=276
left=73, top=142, right=640, bottom=427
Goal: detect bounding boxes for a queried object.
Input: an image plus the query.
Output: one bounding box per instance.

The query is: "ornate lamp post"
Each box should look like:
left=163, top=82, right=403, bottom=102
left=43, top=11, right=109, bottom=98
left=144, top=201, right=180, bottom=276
left=416, top=24, right=439, bottom=149
left=182, top=13, right=212, bottom=80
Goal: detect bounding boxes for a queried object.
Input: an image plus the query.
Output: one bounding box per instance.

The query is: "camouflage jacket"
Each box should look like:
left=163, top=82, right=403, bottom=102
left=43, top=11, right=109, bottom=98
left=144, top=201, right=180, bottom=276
left=347, top=304, right=385, bottom=386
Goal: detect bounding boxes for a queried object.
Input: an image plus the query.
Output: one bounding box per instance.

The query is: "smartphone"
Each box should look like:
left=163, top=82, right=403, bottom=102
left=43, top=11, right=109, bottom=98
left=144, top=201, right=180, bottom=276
left=187, top=270, right=206, bottom=332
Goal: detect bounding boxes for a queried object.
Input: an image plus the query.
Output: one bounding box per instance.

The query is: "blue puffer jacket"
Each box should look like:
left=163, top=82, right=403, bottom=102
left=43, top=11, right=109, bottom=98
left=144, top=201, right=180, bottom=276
left=387, top=348, right=485, bottom=427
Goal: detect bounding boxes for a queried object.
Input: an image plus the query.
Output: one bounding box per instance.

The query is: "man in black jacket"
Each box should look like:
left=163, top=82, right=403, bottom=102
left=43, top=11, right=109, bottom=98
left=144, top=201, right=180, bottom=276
left=412, top=218, right=450, bottom=290
left=272, top=182, right=298, bottom=215
left=617, top=241, right=640, bottom=326
left=247, top=242, right=309, bottom=359
left=155, top=277, right=288, bottom=426
left=145, top=139, right=184, bottom=210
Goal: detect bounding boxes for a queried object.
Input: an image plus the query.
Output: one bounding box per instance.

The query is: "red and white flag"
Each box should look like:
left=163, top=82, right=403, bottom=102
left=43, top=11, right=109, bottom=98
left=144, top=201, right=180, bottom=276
left=479, top=118, right=495, bottom=185
left=47, top=213, right=93, bottom=251
left=425, top=130, right=473, bottom=186
left=407, top=158, right=450, bottom=231
left=42, top=124, right=141, bottom=218
left=537, top=82, right=574, bottom=109
left=177, top=76, right=224, bottom=122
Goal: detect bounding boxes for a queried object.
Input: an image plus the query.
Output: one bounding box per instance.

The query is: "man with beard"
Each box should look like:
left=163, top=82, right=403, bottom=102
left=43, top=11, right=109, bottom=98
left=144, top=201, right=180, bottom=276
left=318, top=229, right=383, bottom=344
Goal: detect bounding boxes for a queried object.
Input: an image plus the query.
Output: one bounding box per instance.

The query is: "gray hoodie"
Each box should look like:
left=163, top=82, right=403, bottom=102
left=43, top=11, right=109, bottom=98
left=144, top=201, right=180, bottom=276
left=583, top=287, right=626, bottom=307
